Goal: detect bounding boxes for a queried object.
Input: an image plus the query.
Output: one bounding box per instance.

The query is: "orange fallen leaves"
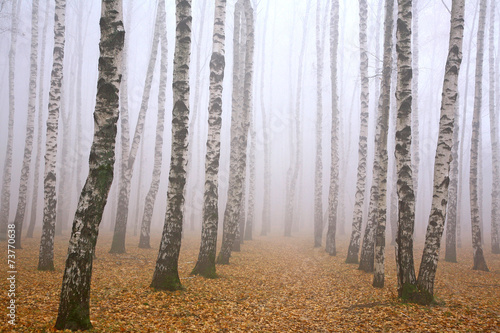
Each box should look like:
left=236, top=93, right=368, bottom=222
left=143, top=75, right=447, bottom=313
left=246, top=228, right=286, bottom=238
left=0, top=232, right=499, bottom=332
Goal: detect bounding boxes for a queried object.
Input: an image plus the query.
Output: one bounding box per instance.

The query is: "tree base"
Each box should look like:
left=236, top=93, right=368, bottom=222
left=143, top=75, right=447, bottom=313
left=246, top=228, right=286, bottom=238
left=400, top=283, right=434, bottom=305
left=216, top=253, right=230, bottom=265
left=150, top=272, right=183, bottom=291
left=472, top=250, right=489, bottom=271
left=191, top=261, right=218, bottom=279
left=109, top=243, right=126, bottom=254
left=345, top=255, right=358, bottom=264
left=372, top=275, right=384, bottom=288
left=492, top=243, right=500, bottom=254
left=55, top=302, right=92, bottom=331
left=37, top=261, right=55, bottom=271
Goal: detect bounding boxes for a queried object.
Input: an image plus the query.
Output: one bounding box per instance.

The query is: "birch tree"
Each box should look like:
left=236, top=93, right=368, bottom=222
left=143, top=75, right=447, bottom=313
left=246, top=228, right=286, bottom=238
left=139, top=1, right=167, bottom=249
left=54, top=0, right=124, bottom=328
left=110, top=2, right=163, bottom=253
left=0, top=0, right=18, bottom=241
left=488, top=0, right=499, bottom=254
left=468, top=0, right=489, bottom=271
left=372, top=0, right=394, bottom=288
left=325, top=0, right=339, bottom=256
left=217, top=0, right=253, bottom=264
left=150, top=0, right=192, bottom=290
left=411, top=0, right=420, bottom=209
left=394, top=0, right=417, bottom=298
left=38, top=0, right=66, bottom=271
left=191, top=0, right=227, bottom=278
left=414, top=0, right=465, bottom=304
left=346, top=0, right=369, bottom=264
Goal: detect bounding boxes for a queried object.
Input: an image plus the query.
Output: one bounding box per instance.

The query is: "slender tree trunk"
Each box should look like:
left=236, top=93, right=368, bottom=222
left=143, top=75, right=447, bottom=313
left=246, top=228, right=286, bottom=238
left=411, top=0, right=420, bottom=223
left=139, top=1, right=167, bottom=249
left=54, top=1, right=124, bottom=329
left=445, top=97, right=460, bottom=262
left=346, top=0, right=369, bottom=264
left=110, top=3, right=162, bottom=254
left=217, top=0, right=254, bottom=264
left=395, top=0, right=417, bottom=299
left=415, top=0, right=465, bottom=303
left=38, top=0, right=66, bottom=271
left=488, top=0, right=499, bottom=254
left=245, top=121, right=255, bottom=240
left=325, top=0, right=339, bottom=256
left=191, top=0, right=227, bottom=278
left=0, top=0, right=19, bottom=241
left=469, top=0, right=489, bottom=272
left=372, top=0, right=394, bottom=289
left=150, top=0, right=192, bottom=290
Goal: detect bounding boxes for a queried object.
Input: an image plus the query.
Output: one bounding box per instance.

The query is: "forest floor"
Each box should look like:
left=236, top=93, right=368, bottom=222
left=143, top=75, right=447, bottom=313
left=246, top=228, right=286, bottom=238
left=0, top=231, right=499, bottom=332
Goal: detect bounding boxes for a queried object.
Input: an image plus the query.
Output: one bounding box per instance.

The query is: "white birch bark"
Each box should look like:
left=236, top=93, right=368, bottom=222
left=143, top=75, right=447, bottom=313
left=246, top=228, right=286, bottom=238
left=0, top=0, right=19, bottom=241
left=415, top=0, right=465, bottom=302
left=150, top=0, right=192, bottom=290
left=346, top=0, right=369, bottom=264
left=469, top=0, right=489, bottom=271
left=139, top=0, right=167, bottom=249
left=488, top=0, right=499, bottom=254
left=395, top=0, right=417, bottom=298
left=191, top=0, right=227, bottom=278
left=54, top=0, right=124, bottom=329
left=325, top=0, right=340, bottom=256
left=217, top=0, right=253, bottom=264
left=110, top=3, right=162, bottom=253
left=245, top=116, right=255, bottom=240
left=411, top=0, right=420, bottom=209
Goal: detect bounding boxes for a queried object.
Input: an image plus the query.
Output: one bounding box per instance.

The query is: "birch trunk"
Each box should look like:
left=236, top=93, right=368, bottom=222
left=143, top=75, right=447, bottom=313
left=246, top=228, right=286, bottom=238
left=217, top=0, right=253, bottom=264
left=411, top=0, right=420, bottom=212
left=110, top=3, right=162, bottom=253
left=139, top=0, right=167, bottom=249
left=38, top=0, right=66, bottom=271
left=325, top=0, right=339, bottom=256
left=445, top=97, right=460, bottom=262
left=469, top=0, right=489, bottom=272
left=150, top=0, right=192, bottom=290
left=191, top=0, right=227, bottom=278
left=0, top=0, right=18, bottom=241
left=27, top=0, right=50, bottom=239
left=395, top=0, right=417, bottom=298
left=372, top=0, right=394, bottom=288
left=245, top=121, right=255, bottom=240
left=415, top=0, right=465, bottom=303
left=488, top=0, right=499, bottom=254
left=54, top=1, right=124, bottom=328
left=346, top=0, right=369, bottom=264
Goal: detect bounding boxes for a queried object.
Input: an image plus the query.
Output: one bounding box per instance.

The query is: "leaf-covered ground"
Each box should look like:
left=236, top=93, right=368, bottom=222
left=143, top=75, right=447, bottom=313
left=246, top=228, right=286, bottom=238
left=1, top=231, right=499, bottom=332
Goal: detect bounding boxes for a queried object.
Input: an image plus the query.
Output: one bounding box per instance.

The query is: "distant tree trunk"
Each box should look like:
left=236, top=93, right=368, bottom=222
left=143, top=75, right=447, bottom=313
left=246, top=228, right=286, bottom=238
left=372, top=0, right=394, bottom=288
left=445, top=98, right=460, bottom=262
left=150, top=0, right=192, bottom=290
left=234, top=189, right=246, bottom=250
left=217, top=0, right=254, bottom=264
left=259, top=0, right=271, bottom=237
left=38, top=0, right=66, bottom=271
left=133, top=137, right=145, bottom=236
left=488, top=0, right=499, bottom=254
left=54, top=0, right=124, bottom=329
left=469, top=0, right=489, bottom=272
left=411, top=0, right=420, bottom=221
left=190, top=0, right=227, bottom=278
left=27, top=0, right=50, bottom=239
left=415, top=0, right=465, bottom=303
left=245, top=122, right=255, bottom=240
left=325, top=0, right=339, bottom=256
left=110, top=4, right=162, bottom=254
left=395, top=0, right=417, bottom=298
left=139, top=0, right=167, bottom=249
left=346, top=0, right=369, bottom=264
left=0, top=0, right=19, bottom=241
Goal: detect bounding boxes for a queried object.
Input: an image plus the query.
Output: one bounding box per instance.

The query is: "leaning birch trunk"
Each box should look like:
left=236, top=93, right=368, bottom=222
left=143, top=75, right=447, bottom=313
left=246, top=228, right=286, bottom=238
left=110, top=5, right=162, bottom=253
left=445, top=97, right=460, bottom=262
left=325, top=0, right=340, bottom=256
left=346, top=0, right=369, bottom=264
left=488, top=0, right=499, bottom=254
left=313, top=0, right=324, bottom=248
left=11, top=0, right=35, bottom=248
left=54, top=1, right=124, bottom=329
left=150, top=0, right=192, bottom=290
left=415, top=0, right=465, bottom=303
left=217, top=0, right=253, bottom=264
left=0, top=0, right=19, bottom=241
left=469, top=0, right=489, bottom=271
left=190, top=0, right=227, bottom=278
left=395, top=0, right=417, bottom=298
left=139, top=0, right=168, bottom=249
left=372, top=0, right=394, bottom=288
left=38, top=0, right=66, bottom=271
